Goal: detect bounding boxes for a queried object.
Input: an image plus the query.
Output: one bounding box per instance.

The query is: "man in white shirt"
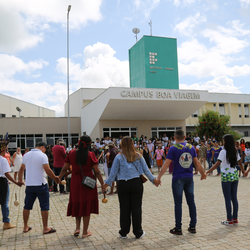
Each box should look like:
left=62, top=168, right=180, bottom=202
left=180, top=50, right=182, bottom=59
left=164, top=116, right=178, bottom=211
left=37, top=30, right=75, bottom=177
left=194, top=134, right=200, bottom=144
left=18, top=142, right=59, bottom=234
left=104, top=136, right=111, bottom=145
left=0, top=138, right=23, bottom=230
left=95, top=138, right=100, bottom=149
left=162, top=134, right=169, bottom=148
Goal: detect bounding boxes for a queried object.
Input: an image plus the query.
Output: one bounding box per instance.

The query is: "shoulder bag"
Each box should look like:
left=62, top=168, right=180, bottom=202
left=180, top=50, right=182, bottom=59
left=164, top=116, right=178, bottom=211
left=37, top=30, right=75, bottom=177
left=79, top=164, right=97, bottom=189
left=132, top=162, right=148, bottom=184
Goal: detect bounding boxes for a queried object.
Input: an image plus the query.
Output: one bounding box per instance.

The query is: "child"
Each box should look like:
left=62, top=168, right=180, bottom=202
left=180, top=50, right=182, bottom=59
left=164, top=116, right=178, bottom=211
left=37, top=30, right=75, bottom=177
left=154, top=143, right=165, bottom=173
left=244, top=142, right=250, bottom=172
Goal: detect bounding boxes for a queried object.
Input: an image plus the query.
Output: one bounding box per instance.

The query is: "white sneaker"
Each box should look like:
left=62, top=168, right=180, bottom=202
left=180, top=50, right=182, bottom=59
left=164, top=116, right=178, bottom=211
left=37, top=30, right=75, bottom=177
left=221, top=220, right=233, bottom=226
left=137, top=231, right=145, bottom=239
left=119, top=234, right=127, bottom=239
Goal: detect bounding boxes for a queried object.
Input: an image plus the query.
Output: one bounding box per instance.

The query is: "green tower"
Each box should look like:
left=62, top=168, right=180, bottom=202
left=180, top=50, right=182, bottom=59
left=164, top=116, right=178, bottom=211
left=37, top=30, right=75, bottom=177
left=129, top=35, right=179, bottom=89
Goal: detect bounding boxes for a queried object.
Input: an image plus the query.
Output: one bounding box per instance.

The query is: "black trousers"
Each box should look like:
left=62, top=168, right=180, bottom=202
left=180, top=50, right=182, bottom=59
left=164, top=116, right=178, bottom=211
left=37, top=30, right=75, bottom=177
left=117, top=177, right=143, bottom=238
left=53, top=167, right=65, bottom=192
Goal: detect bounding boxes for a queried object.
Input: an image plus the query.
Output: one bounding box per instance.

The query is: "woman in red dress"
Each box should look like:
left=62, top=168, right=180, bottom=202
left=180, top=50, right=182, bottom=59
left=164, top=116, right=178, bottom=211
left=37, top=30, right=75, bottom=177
left=59, top=135, right=105, bottom=238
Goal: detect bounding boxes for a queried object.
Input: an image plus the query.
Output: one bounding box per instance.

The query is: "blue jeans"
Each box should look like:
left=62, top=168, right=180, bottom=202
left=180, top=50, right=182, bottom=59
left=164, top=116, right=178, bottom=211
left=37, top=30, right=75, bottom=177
left=150, top=152, right=154, bottom=166
left=207, top=157, right=212, bottom=172
left=172, top=177, right=197, bottom=229
left=214, top=157, right=221, bottom=174
left=221, top=181, right=238, bottom=220
left=1, top=183, right=10, bottom=223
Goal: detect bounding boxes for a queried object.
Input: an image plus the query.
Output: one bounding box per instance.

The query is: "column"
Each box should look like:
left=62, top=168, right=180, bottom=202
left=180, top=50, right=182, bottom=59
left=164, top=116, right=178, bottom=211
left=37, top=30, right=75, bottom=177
left=216, top=102, right=219, bottom=112
left=241, top=103, right=245, bottom=125
left=228, top=103, right=232, bottom=125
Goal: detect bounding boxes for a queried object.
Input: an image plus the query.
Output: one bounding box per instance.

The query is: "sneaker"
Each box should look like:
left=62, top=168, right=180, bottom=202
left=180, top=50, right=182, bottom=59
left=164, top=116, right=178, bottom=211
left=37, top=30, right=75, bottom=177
left=221, top=220, right=233, bottom=226
left=233, top=219, right=238, bottom=225
left=60, top=191, right=68, bottom=194
left=170, top=227, right=182, bottom=235
left=136, top=231, right=145, bottom=239
left=119, top=234, right=127, bottom=239
left=188, top=226, right=196, bottom=234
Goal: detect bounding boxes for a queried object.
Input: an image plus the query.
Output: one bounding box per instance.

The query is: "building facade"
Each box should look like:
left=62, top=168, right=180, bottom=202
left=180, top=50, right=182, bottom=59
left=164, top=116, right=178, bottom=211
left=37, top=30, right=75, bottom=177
left=0, top=93, right=55, bottom=118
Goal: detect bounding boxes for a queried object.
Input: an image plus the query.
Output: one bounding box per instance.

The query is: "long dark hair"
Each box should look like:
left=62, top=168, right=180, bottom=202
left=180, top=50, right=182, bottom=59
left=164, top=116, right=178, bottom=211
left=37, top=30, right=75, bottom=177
left=76, top=135, right=92, bottom=165
left=223, top=134, right=237, bottom=168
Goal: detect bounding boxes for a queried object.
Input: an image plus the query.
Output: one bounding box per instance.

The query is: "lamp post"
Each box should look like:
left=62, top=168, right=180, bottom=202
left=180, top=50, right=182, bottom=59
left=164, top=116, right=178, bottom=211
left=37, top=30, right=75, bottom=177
left=16, top=107, right=22, bottom=148
left=67, top=5, right=71, bottom=148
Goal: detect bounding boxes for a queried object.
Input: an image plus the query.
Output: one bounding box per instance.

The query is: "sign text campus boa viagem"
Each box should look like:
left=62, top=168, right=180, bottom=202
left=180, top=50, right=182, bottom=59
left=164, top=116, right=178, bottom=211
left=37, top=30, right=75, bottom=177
left=120, top=90, right=201, bottom=99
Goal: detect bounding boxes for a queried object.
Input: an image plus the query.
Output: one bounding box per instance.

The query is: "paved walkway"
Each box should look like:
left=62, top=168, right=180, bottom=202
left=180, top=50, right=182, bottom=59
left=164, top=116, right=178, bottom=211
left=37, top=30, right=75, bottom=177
left=1, top=171, right=250, bottom=250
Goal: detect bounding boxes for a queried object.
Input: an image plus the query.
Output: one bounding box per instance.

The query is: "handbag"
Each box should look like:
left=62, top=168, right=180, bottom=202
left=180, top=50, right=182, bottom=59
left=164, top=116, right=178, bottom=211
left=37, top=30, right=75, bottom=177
left=132, top=162, right=148, bottom=184
left=79, top=164, right=96, bottom=189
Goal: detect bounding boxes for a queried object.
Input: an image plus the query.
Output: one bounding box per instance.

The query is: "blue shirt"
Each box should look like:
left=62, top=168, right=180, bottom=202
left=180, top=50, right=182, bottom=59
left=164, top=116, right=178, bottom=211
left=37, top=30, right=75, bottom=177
left=212, top=147, right=222, bottom=158
left=207, top=148, right=212, bottom=158
left=166, top=143, right=197, bottom=181
left=104, top=153, right=156, bottom=186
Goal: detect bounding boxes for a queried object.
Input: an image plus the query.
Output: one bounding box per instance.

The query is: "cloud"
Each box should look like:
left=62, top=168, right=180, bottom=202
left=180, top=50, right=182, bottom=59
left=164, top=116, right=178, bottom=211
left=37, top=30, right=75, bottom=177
left=133, top=0, right=161, bottom=18
left=173, top=0, right=198, bottom=7
left=56, top=42, right=129, bottom=89
left=177, top=19, right=250, bottom=78
left=0, top=54, right=66, bottom=116
left=0, top=54, right=48, bottom=78
left=180, top=76, right=241, bottom=93
left=0, top=42, right=129, bottom=117
left=0, top=0, right=103, bottom=53
left=239, top=0, right=250, bottom=6
left=174, top=13, right=206, bottom=36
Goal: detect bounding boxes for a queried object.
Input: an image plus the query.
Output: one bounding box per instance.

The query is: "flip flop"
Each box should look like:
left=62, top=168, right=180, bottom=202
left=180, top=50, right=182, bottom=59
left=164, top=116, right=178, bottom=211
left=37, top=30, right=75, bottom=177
left=82, top=231, right=92, bottom=238
left=74, top=230, right=80, bottom=236
left=23, top=227, right=32, bottom=233
left=43, top=228, right=56, bottom=235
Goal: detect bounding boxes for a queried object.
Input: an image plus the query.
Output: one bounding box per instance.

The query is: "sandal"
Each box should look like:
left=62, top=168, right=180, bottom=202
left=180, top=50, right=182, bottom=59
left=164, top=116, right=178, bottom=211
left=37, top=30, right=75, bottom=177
left=43, top=228, right=56, bottom=234
left=74, top=230, right=80, bottom=236
left=82, top=231, right=92, bottom=238
left=23, top=227, right=32, bottom=233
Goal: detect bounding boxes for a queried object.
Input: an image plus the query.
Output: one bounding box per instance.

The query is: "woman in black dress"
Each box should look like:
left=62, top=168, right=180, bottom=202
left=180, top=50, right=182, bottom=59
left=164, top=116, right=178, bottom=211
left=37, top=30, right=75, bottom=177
left=142, top=142, right=153, bottom=173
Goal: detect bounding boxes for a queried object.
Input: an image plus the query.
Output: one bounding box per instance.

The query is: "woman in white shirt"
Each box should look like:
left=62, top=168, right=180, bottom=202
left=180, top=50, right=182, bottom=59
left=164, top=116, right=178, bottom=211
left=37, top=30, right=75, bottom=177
left=206, top=134, right=245, bottom=226
left=12, top=147, right=23, bottom=181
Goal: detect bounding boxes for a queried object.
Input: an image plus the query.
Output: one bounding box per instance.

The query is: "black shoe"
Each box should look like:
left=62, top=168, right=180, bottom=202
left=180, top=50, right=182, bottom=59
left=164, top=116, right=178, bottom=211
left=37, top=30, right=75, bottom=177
left=53, top=190, right=58, bottom=193
left=60, top=191, right=68, bottom=194
left=188, top=226, right=196, bottom=234
left=170, top=227, right=182, bottom=235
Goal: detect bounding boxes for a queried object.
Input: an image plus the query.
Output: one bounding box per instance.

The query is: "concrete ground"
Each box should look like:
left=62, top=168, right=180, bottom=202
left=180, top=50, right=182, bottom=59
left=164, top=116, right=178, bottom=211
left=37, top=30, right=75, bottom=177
left=1, top=168, right=250, bottom=250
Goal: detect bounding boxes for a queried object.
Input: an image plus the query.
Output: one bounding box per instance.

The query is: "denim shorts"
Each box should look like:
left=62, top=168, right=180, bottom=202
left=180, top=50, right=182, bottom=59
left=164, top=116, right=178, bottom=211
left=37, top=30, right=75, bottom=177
left=24, top=184, right=49, bottom=211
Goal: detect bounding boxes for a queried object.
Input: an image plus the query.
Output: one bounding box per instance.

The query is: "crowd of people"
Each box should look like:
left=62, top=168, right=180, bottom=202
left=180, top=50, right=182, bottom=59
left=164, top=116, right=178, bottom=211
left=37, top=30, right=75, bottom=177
left=0, top=130, right=250, bottom=239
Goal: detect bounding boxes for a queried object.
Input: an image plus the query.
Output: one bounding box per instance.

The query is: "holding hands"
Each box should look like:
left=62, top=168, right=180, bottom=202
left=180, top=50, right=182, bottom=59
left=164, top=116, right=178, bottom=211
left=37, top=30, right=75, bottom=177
left=201, top=173, right=207, bottom=180
left=17, top=181, right=25, bottom=187
left=101, top=183, right=108, bottom=194
left=154, top=178, right=161, bottom=187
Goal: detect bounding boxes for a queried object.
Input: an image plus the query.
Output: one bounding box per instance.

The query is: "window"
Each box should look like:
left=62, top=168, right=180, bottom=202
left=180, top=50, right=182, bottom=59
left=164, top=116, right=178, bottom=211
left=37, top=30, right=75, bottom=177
left=151, top=127, right=180, bottom=138
left=244, top=131, right=249, bottom=137
left=102, top=127, right=137, bottom=138
left=239, top=104, right=241, bottom=118
left=213, top=104, right=216, bottom=112
left=0, top=113, right=6, bottom=118
left=12, top=115, right=16, bottom=117
left=244, top=104, right=249, bottom=118
left=191, top=110, right=199, bottom=118
left=219, top=104, right=225, bottom=115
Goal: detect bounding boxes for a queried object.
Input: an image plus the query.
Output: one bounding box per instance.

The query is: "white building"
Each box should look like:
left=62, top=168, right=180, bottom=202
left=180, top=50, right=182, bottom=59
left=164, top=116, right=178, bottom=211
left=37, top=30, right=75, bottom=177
left=0, top=93, right=55, bottom=118
left=65, top=87, right=250, bottom=139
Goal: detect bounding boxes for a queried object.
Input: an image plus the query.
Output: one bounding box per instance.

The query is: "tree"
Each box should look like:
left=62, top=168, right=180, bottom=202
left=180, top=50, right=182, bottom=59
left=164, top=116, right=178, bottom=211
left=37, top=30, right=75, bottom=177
left=193, top=110, right=241, bottom=141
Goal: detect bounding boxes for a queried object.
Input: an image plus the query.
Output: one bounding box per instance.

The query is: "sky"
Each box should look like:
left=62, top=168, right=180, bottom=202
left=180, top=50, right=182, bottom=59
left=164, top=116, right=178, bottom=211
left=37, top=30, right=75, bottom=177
left=0, top=0, right=250, bottom=117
